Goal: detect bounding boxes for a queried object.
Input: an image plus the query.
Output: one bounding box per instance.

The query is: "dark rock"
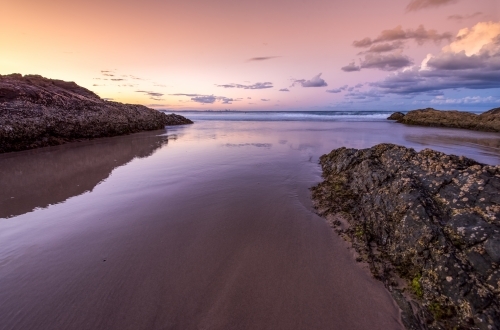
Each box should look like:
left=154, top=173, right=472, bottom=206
left=0, top=73, right=193, bottom=153
left=388, top=112, right=405, bottom=120
left=394, top=107, right=500, bottom=132
left=312, top=143, right=500, bottom=330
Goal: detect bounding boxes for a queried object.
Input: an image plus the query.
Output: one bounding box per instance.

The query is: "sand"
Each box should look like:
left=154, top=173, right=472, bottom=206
left=1, top=120, right=499, bottom=330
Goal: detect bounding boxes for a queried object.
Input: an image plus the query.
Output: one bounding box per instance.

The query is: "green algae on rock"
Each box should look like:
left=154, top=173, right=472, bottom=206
left=312, top=143, right=500, bottom=330
left=0, top=74, right=193, bottom=153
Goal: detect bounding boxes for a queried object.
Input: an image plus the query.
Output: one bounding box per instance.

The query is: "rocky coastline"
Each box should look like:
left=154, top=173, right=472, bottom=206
left=0, top=74, right=193, bottom=153
left=312, top=144, right=499, bottom=330
left=388, top=108, right=500, bottom=132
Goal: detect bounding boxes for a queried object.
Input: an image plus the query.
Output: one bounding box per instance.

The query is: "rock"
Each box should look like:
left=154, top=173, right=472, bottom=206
left=393, top=107, right=500, bottom=132
left=0, top=73, right=193, bottom=153
left=388, top=112, right=405, bottom=120
left=312, top=143, right=500, bottom=330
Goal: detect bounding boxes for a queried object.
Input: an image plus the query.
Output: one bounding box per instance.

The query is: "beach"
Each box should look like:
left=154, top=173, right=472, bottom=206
left=1, top=117, right=500, bottom=329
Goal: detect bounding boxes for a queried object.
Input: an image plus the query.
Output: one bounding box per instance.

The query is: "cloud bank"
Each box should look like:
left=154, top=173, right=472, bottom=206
left=371, top=22, right=500, bottom=94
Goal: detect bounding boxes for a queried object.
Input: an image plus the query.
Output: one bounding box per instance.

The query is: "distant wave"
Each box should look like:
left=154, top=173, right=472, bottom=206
left=161, top=111, right=397, bottom=122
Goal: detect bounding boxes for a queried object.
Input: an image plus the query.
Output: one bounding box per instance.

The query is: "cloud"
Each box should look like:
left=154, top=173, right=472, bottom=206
left=135, top=90, right=165, bottom=100
left=370, top=23, right=500, bottom=94
left=430, top=95, right=500, bottom=105
left=110, top=78, right=125, bottom=81
left=406, top=0, right=459, bottom=11
left=326, top=88, right=343, bottom=93
left=279, top=88, right=290, bottom=92
left=171, top=93, right=235, bottom=104
left=192, top=95, right=217, bottom=104
left=353, top=25, right=452, bottom=48
left=355, top=83, right=364, bottom=88
left=261, top=98, right=271, bottom=101
left=247, top=97, right=252, bottom=99
left=345, top=90, right=383, bottom=100
left=359, top=42, right=404, bottom=54
left=247, top=56, right=280, bottom=61
left=293, top=73, right=328, bottom=87
left=326, top=84, right=349, bottom=93
left=216, top=82, right=273, bottom=89
left=360, top=53, right=414, bottom=71
left=341, top=62, right=361, bottom=72
left=101, top=70, right=115, bottom=77
left=448, top=12, right=482, bottom=21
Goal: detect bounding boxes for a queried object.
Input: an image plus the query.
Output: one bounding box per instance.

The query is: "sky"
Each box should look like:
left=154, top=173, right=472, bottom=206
left=1, top=0, right=499, bottom=111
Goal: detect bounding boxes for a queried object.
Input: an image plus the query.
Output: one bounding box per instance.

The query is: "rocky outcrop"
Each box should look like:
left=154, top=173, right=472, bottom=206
left=0, top=74, right=193, bottom=153
left=388, top=111, right=405, bottom=120
left=389, top=108, right=500, bottom=132
left=312, top=144, right=500, bottom=330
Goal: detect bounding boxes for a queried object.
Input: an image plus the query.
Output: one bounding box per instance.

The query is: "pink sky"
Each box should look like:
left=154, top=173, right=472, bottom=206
left=1, top=0, right=499, bottom=111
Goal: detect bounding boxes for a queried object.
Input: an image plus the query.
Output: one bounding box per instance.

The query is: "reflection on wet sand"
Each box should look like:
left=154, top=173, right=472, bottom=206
left=0, top=130, right=169, bottom=219
left=405, top=133, right=500, bottom=163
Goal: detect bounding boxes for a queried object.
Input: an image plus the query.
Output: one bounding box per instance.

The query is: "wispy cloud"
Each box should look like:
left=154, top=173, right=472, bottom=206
left=216, top=82, right=273, bottom=89
left=135, top=90, right=165, bottom=100
left=171, top=93, right=234, bottom=104
left=279, top=88, right=290, bottom=92
left=261, top=98, right=271, bottom=101
left=247, top=56, right=280, bottom=62
left=406, top=0, right=459, bottom=11
left=353, top=25, right=452, bottom=48
left=448, top=12, right=482, bottom=21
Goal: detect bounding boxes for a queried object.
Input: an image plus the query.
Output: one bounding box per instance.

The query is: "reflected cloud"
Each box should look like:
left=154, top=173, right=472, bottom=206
left=224, top=143, right=272, bottom=148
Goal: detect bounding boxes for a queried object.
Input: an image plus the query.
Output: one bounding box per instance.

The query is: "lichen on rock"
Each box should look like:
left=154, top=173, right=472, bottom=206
left=312, top=143, right=500, bottom=329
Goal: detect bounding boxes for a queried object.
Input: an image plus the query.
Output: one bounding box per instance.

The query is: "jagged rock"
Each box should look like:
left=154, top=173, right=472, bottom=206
left=312, top=143, right=500, bottom=330
left=0, top=74, right=193, bottom=153
left=388, top=112, right=405, bottom=120
left=390, top=107, right=500, bottom=132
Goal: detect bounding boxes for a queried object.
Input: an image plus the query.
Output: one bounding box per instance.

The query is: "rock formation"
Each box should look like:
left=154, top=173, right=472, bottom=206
left=312, top=143, right=499, bottom=330
left=0, top=74, right=193, bottom=153
left=388, top=108, right=500, bottom=132
left=387, top=111, right=405, bottom=121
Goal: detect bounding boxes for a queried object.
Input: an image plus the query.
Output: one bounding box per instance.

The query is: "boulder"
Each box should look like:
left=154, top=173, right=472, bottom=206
left=387, top=112, right=405, bottom=120
left=312, top=143, right=500, bottom=330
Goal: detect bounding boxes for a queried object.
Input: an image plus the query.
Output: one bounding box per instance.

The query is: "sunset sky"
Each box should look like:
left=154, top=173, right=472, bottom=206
left=2, top=0, right=499, bottom=111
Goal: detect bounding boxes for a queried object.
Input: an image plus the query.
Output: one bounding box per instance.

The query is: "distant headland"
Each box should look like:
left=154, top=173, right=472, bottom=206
left=388, top=107, right=500, bottom=132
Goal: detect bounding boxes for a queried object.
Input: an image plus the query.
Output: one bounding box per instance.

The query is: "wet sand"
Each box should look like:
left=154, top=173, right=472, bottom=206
left=1, top=121, right=499, bottom=330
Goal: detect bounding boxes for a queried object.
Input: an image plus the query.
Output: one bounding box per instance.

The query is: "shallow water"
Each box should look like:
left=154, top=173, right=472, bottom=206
left=1, top=120, right=499, bottom=330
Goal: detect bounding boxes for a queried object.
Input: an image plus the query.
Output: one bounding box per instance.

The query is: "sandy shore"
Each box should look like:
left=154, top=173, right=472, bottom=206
left=1, top=121, right=499, bottom=329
